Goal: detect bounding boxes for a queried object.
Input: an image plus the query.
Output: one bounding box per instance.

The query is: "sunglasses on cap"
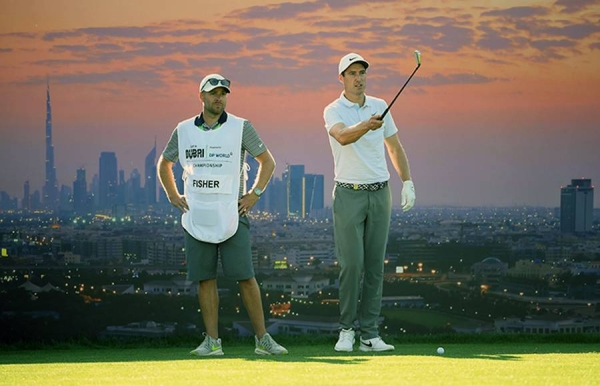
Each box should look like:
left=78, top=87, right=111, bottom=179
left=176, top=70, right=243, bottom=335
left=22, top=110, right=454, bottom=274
left=202, top=78, right=231, bottom=90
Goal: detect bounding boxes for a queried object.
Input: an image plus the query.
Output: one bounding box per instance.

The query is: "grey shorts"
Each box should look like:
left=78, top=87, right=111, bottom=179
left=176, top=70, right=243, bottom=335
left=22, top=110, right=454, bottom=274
left=184, top=216, right=254, bottom=282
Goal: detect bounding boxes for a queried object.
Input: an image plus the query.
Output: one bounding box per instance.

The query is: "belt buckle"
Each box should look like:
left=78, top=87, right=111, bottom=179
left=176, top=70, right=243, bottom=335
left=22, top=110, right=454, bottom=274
left=353, top=184, right=358, bottom=190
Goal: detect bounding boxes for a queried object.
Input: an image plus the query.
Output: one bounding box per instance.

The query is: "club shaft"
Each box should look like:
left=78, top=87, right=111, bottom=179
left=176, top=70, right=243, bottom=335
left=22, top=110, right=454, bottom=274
left=380, top=63, right=421, bottom=119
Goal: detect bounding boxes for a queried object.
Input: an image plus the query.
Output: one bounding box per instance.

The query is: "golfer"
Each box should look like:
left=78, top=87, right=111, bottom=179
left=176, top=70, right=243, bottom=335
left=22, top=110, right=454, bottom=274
left=323, top=53, right=416, bottom=352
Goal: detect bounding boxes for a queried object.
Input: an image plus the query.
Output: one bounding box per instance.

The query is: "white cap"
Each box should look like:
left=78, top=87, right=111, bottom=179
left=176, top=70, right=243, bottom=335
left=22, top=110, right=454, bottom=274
left=199, top=73, right=231, bottom=93
left=338, top=53, right=369, bottom=75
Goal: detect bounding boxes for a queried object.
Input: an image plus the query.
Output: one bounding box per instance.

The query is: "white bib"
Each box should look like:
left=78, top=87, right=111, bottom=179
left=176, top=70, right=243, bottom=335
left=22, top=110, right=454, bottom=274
left=177, top=114, right=244, bottom=243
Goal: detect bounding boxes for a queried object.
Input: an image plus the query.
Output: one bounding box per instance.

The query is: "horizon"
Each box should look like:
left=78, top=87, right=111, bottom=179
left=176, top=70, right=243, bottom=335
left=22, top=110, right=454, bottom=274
left=1, top=0, right=599, bottom=207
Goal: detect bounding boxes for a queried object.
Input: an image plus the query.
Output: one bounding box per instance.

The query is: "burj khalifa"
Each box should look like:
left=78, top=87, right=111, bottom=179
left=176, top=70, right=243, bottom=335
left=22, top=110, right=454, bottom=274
left=43, top=79, right=58, bottom=210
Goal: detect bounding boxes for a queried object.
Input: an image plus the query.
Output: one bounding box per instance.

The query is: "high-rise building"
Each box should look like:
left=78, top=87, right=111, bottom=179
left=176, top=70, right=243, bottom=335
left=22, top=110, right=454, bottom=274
left=22, top=180, right=30, bottom=211
left=99, top=152, right=118, bottom=209
left=43, top=80, right=59, bottom=210
left=285, top=164, right=305, bottom=217
left=267, top=177, right=286, bottom=216
left=128, top=168, right=142, bottom=206
left=304, top=173, right=324, bottom=216
left=560, top=178, right=594, bottom=233
left=145, top=141, right=157, bottom=206
left=73, top=168, right=87, bottom=215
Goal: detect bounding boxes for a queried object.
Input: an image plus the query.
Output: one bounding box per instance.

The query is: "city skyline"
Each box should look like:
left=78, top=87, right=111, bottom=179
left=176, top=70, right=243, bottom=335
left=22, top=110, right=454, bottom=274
left=1, top=1, right=599, bottom=207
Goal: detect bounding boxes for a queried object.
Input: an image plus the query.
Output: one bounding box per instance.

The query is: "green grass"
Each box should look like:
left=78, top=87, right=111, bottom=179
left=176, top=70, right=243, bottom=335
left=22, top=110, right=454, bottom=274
left=1, top=342, right=599, bottom=385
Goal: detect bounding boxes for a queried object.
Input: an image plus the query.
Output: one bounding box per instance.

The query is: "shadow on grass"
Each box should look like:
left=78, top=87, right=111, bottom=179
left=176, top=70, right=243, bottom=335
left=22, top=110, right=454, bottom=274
left=2, top=334, right=599, bottom=365
left=2, top=343, right=599, bottom=365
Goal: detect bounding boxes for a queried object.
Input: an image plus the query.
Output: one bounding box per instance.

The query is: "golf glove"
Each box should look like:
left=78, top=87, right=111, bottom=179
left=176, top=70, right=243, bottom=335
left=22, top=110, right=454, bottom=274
left=401, top=180, right=415, bottom=212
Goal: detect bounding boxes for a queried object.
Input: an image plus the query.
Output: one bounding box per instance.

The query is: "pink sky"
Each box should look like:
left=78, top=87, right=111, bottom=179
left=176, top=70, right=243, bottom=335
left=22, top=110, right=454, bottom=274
left=1, top=0, right=599, bottom=207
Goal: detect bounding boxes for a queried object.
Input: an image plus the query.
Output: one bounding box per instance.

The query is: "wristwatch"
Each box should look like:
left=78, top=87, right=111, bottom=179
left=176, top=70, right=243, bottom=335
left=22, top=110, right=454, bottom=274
left=252, top=187, right=264, bottom=197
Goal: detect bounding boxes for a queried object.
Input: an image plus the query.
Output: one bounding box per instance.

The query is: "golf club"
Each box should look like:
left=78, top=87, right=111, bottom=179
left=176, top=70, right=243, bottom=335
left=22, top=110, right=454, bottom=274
left=380, top=50, right=422, bottom=119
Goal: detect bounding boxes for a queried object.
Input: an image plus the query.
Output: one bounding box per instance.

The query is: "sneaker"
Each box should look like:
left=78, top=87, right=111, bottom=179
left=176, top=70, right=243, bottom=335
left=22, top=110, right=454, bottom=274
left=255, top=333, right=288, bottom=355
left=190, top=332, right=224, bottom=356
left=334, top=328, right=355, bottom=352
left=359, top=336, right=395, bottom=352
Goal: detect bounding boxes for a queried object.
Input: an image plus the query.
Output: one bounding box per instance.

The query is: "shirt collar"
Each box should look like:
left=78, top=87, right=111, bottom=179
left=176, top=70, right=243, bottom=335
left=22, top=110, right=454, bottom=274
left=340, top=91, right=371, bottom=108
left=194, top=111, right=228, bottom=129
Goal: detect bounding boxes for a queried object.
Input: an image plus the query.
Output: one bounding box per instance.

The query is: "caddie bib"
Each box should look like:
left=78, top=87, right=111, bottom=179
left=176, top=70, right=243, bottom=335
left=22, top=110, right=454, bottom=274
left=177, top=113, right=244, bottom=243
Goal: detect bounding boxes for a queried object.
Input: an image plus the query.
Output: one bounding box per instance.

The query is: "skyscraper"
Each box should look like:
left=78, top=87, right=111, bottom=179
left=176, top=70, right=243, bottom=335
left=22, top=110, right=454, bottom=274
left=560, top=178, right=594, bottom=233
left=145, top=141, right=157, bottom=206
left=22, top=180, right=30, bottom=211
left=304, top=173, right=325, bottom=216
left=99, top=152, right=118, bottom=209
left=43, top=80, right=59, bottom=210
left=285, top=164, right=305, bottom=217
left=73, top=168, right=87, bottom=215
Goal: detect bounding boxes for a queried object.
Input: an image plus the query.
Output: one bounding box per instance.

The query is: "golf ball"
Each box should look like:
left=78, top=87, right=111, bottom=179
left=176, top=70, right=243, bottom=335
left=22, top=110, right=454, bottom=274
left=437, top=347, right=445, bottom=355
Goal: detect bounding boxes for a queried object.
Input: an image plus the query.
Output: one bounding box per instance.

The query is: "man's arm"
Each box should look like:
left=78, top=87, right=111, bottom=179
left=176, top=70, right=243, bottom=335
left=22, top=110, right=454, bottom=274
left=384, top=134, right=411, bottom=181
left=251, top=149, right=276, bottom=192
left=157, top=155, right=189, bottom=212
left=384, top=134, right=415, bottom=211
left=328, top=115, right=383, bottom=146
left=238, top=149, right=276, bottom=214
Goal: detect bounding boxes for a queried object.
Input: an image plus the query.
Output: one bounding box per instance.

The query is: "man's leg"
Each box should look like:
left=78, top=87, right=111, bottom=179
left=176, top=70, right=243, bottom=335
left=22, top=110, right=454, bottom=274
left=238, top=277, right=267, bottom=338
left=359, top=186, right=392, bottom=339
left=198, top=279, right=219, bottom=338
left=239, top=277, right=288, bottom=355
left=333, top=186, right=368, bottom=330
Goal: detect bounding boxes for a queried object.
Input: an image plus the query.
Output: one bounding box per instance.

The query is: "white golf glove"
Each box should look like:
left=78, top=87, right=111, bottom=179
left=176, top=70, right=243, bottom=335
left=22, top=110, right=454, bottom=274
left=401, top=180, right=416, bottom=212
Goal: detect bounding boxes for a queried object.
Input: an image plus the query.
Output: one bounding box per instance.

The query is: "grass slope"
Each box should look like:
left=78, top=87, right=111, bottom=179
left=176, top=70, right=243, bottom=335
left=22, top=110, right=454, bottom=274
left=1, top=343, right=599, bottom=386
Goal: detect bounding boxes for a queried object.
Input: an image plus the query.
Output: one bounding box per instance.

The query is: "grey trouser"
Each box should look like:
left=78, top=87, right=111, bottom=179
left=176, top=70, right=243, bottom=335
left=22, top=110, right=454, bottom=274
left=332, top=184, right=391, bottom=339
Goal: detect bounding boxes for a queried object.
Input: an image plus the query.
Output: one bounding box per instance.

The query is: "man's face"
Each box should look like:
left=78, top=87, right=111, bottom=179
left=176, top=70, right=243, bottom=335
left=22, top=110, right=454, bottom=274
left=341, top=63, right=367, bottom=94
left=200, top=88, right=228, bottom=115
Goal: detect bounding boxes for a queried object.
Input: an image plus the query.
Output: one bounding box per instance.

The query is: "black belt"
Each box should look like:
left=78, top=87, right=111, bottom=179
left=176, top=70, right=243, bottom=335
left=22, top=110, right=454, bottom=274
left=335, top=181, right=388, bottom=191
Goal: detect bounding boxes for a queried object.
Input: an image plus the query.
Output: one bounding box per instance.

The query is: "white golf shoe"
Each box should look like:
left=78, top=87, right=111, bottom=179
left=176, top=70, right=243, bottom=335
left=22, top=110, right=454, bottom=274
left=334, top=328, right=355, bottom=352
left=359, top=336, right=395, bottom=352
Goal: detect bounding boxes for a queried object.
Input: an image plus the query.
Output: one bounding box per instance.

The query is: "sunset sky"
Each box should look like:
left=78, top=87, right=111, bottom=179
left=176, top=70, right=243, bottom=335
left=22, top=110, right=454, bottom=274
left=1, top=0, right=599, bottom=207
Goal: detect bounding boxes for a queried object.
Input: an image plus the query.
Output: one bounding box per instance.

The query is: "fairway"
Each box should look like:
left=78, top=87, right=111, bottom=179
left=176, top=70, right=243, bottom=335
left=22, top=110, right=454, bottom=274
left=1, top=343, right=599, bottom=385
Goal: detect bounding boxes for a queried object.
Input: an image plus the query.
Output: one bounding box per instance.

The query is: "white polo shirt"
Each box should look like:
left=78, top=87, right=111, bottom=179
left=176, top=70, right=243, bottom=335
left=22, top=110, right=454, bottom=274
left=323, top=92, right=398, bottom=184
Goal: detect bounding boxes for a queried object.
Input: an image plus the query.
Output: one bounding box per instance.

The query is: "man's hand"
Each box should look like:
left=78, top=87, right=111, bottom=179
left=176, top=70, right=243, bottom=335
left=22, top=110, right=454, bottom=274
left=401, top=180, right=415, bottom=212
left=367, top=115, right=384, bottom=130
left=169, top=194, right=189, bottom=213
left=238, top=192, right=260, bottom=215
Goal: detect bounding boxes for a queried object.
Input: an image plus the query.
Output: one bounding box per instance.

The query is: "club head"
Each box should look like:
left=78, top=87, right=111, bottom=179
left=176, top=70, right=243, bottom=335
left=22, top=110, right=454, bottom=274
left=414, top=50, right=421, bottom=66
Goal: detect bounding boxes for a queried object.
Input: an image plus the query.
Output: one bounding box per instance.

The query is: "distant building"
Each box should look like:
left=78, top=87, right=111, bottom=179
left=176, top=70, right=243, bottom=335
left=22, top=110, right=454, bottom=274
left=72, top=168, right=87, bottom=215
left=304, top=173, right=324, bottom=216
left=102, top=284, right=135, bottom=295
left=266, top=316, right=340, bottom=336
left=495, top=317, right=600, bottom=334
left=100, top=321, right=178, bottom=338
left=19, top=280, right=62, bottom=293
left=145, top=142, right=157, bottom=206
left=545, top=246, right=572, bottom=262
left=471, top=257, right=508, bottom=282
left=261, top=274, right=330, bottom=298
left=507, top=259, right=565, bottom=280
left=381, top=296, right=425, bottom=308
left=285, top=164, right=305, bottom=218
left=22, top=180, right=30, bottom=211
left=43, top=80, right=59, bottom=210
left=143, top=279, right=197, bottom=296
left=560, top=178, right=594, bottom=233
left=99, top=152, right=118, bottom=209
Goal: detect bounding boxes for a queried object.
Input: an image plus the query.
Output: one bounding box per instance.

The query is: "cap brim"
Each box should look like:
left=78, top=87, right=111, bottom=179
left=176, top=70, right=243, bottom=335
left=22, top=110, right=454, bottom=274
left=202, top=85, right=231, bottom=93
left=340, top=60, right=369, bottom=74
